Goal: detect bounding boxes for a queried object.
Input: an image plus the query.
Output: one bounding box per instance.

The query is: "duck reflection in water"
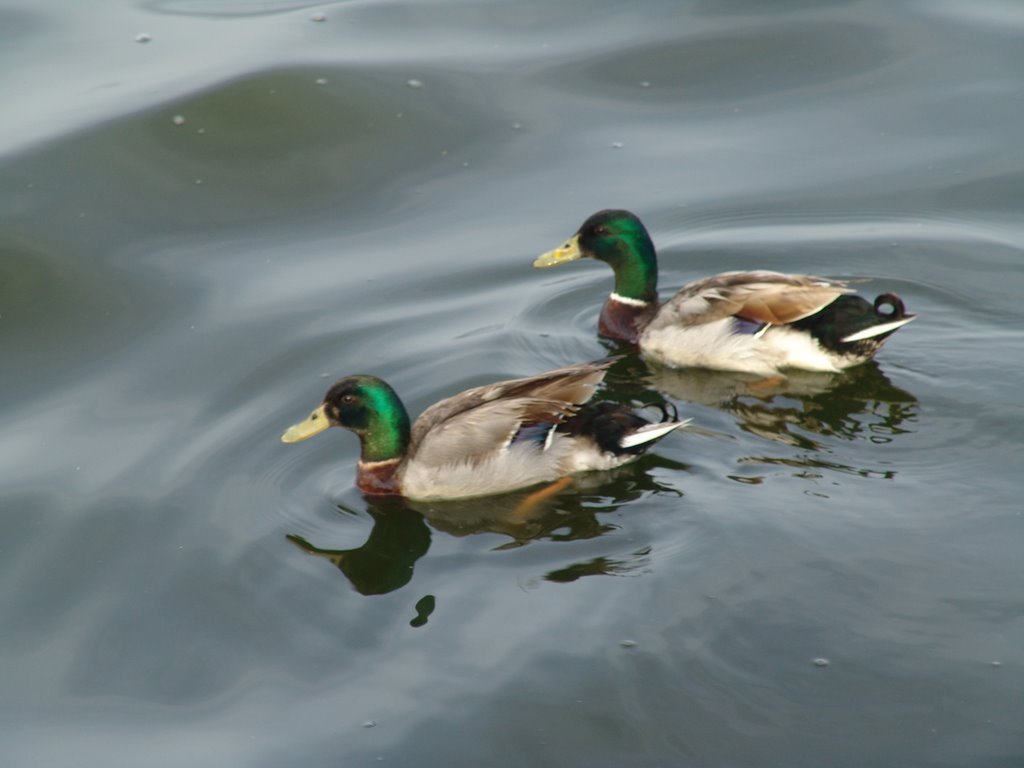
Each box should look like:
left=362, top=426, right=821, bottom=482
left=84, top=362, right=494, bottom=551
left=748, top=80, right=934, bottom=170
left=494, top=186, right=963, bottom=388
left=645, top=360, right=917, bottom=447
left=596, top=353, right=918, bottom=478
left=288, top=499, right=430, bottom=597
left=287, top=454, right=685, bottom=597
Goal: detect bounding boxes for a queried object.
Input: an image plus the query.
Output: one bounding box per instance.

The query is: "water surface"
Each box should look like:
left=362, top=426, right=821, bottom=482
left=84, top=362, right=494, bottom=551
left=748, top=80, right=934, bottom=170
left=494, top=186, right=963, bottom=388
left=2, top=1, right=1023, bottom=766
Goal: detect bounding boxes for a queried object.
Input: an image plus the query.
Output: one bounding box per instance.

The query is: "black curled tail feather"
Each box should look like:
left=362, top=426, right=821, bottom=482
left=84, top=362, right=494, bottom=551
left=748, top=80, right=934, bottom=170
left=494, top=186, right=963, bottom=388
left=558, top=401, right=656, bottom=456
left=558, top=401, right=643, bottom=455
left=641, top=399, right=679, bottom=424
left=873, top=292, right=907, bottom=320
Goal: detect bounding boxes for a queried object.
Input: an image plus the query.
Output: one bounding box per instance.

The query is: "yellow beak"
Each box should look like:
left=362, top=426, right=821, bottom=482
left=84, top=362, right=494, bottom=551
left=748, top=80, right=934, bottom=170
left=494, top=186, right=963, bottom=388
left=533, top=234, right=583, bottom=268
left=281, top=403, right=331, bottom=443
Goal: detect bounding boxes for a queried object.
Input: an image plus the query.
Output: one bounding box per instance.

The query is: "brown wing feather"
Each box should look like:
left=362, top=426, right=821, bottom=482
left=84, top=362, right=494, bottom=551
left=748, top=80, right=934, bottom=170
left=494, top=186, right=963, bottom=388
left=649, top=270, right=852, bottom=329
left=408, top=361, right=611, bottom=456
left=734, top=284, right=850, bottom=324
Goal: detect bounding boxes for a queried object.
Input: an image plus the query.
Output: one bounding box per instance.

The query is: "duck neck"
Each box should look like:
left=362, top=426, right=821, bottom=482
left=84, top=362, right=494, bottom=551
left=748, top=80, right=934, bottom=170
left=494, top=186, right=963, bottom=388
left=354, top=396, right=410, bottom=495
left=356, top=458, right=403, bottom=496
left=357, top=389, right=412, bottom=464
left=607, top=234, right=658, bottom=304
left=599, top=294, right=657, bottom=344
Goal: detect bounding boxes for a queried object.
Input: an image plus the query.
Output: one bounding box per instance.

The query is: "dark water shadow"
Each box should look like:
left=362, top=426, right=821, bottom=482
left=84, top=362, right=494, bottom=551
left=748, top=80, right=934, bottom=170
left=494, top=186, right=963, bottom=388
left=585, top=344, right=919, bottom=479
left=287, top=499, right=431, bottom=597
left=641, top=358, right=920, bottom=481
left=645, top=360, right=918, bottom=449
left=588, top=341, right=918, bottom=447
left=287, top=455, right=686, bottom=598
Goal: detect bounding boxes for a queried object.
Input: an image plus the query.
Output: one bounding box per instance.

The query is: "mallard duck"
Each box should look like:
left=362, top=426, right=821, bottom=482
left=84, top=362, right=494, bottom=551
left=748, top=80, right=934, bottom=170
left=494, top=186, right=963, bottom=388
left=281, top=360, right=688, bottom=500
left=534, top=209, right=916, bottom=375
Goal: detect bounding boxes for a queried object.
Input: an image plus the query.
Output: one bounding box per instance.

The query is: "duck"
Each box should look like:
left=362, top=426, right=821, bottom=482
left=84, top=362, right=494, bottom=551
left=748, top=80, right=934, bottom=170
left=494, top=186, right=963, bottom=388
left=281, top=360, right=688, bottom=501
left=533, top=209, right=916, bottom=375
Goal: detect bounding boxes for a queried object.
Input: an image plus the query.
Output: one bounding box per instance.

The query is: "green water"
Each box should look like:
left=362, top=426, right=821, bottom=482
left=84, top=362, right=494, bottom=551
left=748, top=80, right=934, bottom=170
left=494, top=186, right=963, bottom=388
left=2, top=1, right=1022, bottom=766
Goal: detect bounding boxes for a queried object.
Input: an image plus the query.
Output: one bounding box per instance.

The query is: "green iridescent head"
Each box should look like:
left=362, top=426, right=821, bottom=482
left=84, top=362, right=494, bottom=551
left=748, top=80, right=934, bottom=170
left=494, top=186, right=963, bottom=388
left=534, top=209, right=659, bottom=302
left=282, top=375, right=411, bottom=462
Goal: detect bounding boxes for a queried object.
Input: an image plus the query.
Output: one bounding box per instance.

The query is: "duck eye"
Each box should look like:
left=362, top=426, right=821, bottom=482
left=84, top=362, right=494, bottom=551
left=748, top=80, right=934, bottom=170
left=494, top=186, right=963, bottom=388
left=341, top=394, right=356, bottom=404
left=593, top=225, right=609, bottom=236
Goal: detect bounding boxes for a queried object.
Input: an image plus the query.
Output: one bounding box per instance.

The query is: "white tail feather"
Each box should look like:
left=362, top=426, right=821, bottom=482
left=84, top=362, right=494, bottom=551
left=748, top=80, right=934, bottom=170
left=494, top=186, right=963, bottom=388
left=619, top=419, right=691, bottom=449
left=840, top=315, right=915, bottom=343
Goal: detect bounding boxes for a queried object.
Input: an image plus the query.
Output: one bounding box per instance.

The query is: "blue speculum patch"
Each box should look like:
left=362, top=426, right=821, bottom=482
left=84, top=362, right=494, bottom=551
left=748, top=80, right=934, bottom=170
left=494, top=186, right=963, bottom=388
left=733, top=316, right=767, bottom=335
left=510, top=422, right=555, bottom=448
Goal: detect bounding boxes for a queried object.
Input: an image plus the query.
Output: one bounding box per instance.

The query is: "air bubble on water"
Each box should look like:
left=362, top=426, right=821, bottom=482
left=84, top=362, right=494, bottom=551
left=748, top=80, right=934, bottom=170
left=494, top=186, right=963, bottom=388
left=812, top=657, right=830, bottom=667
left=620, top=639, right=637, bottom=648
left=172, top=115, right=186, bottom=126
left=194, top=179, right=204, bottom=186
left=406, top=79, right=423, bottom=89
left=640, top=81, right=651, bottom=88
left=362, top=720, right=376, bottom=728
left=310, top=12, right=326, bottom=22
left=512, top=122, right=522, bottom=129
left=611, top=141, right=624, bottom=149
left=315, top=78, right=328, bottom=86
left=135, top=33, right=151, bottom=43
